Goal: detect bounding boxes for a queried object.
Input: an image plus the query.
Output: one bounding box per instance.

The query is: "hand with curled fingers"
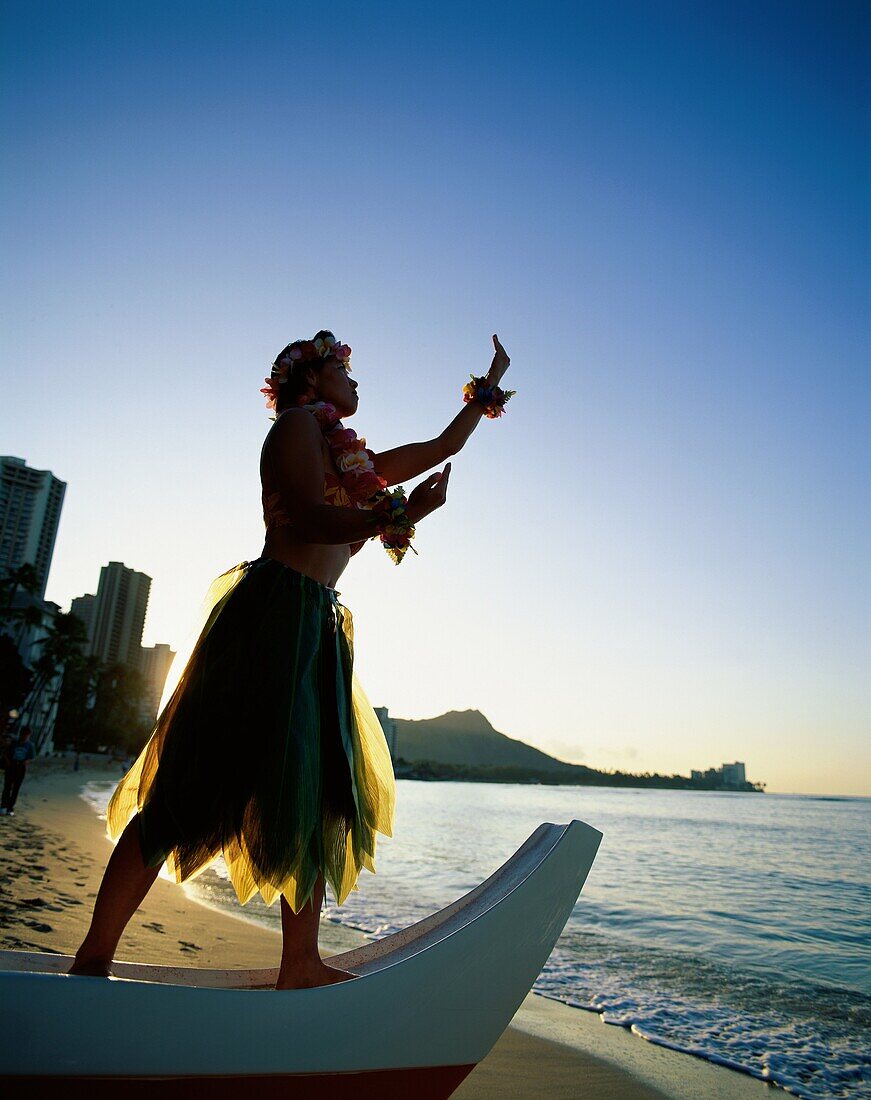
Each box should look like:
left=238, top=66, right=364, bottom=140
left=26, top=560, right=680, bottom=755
left=406, top=462, right=451, bottom=524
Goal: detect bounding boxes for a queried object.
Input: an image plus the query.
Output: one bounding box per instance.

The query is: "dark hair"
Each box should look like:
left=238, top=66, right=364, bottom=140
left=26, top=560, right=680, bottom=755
left=272, top=329, right=338, bottom=413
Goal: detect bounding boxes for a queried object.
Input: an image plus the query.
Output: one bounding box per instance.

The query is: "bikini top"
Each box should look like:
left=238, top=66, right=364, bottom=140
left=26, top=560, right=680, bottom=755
left=262, top=471, right=345, bottom=526
left=262, top=470, right=366, bottom=556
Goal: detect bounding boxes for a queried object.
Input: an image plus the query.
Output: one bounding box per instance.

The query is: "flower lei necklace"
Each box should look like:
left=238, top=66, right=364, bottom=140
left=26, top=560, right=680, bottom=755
left=263, top=334, right=416, bottom=563
left=302, top=399, right=386, bottom=504
left=286, top=399, right=418, bottom=565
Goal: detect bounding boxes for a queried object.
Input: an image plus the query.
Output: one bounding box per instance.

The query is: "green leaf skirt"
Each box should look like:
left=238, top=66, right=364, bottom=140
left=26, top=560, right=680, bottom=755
left=106, top=557, right=396, bottom=913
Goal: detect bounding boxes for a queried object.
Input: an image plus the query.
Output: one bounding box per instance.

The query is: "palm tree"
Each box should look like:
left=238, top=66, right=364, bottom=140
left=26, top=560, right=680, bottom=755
left=11, top=603, right=44, bottom=650
left=22, top=612, right=90, bottom=753
left=0, top=564, right=44, bottom=652
left=88, top=662, right=150, bottom=753
left=55, top=652, right=101, bottom=751
left=0, top=634, right=32, bottom=737
left=0, top=563, right=40, bottom=613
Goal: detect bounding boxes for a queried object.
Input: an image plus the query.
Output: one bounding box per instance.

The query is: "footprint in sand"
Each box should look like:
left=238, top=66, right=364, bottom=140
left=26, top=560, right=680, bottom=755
left=25, top=920, right=53, bottom=933
left=142, top=921, right=165, bottom=934
left=20, top=898, right=63, bottom=913
left=2, top=937, right=32, bottom=950
left=178, top=941, right=202, bottom=954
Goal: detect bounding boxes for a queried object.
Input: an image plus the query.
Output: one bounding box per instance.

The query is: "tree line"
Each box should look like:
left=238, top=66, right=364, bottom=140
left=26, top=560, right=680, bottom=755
left=1, top=564, right=152, bottom=755
left=393, top=758, right=765, bottom=791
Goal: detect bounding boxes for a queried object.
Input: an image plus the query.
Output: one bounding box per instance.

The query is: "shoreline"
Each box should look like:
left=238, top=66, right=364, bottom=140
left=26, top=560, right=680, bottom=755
left=0, top=760, right=769, bottom=1098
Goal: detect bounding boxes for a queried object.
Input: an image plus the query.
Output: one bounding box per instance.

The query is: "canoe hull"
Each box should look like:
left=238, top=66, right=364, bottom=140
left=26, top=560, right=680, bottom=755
left=0, top=819, right=602, bottom=1097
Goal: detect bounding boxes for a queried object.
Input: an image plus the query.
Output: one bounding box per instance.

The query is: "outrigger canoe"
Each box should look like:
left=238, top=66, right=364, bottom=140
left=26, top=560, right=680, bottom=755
left=0, top=818, right=602, bottom=1099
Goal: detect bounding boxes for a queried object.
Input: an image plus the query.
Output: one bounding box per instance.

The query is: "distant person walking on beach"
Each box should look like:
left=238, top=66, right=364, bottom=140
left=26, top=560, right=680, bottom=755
left=1, top=726, right=36, bottom=816
left=69, top=331, right=513, bottom=988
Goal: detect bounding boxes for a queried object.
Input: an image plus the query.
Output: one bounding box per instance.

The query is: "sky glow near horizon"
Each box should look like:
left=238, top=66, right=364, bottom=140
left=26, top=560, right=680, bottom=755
left=2, top=1, right=868, bottom=796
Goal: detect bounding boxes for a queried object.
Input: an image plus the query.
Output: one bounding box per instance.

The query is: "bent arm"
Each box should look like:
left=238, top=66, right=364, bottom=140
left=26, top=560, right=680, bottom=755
left=374, top=402, right=485, bottom=485
left=264, top=410, right=386, bottom=545
left=303, top=503, right=383, bottom=545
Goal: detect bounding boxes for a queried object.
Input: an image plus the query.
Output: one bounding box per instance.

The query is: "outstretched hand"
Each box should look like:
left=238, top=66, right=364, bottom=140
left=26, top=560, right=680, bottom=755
left=407, top=462, right=451, bottom=523
left=485, top=333, right=511, bottom=388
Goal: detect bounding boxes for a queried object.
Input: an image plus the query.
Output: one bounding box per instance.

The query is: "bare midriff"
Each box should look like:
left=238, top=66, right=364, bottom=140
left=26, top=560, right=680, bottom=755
left=261, top=526, right=352, bottom=590
left=260, top=436, right=355, bottom=590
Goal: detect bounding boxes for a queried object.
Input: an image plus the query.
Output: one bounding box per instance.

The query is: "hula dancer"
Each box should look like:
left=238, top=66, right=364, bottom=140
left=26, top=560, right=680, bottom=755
left=70, top=330, right=513, bottom=989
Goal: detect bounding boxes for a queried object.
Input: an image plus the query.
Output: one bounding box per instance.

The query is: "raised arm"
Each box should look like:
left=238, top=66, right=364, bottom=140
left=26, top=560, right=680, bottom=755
left=373, top=404, right=484, bottom=485
left=263, top=410, right=450, bottom=540
left=372, top=334, right=511, bottom=486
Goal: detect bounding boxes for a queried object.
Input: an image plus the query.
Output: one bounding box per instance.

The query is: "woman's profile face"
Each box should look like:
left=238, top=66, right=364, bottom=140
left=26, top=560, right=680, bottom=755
left=315, top=357, right=358, bottom=417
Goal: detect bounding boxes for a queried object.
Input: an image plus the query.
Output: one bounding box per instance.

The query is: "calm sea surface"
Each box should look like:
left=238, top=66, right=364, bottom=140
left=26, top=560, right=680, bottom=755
left=83, top=781, right=870, bottom=1099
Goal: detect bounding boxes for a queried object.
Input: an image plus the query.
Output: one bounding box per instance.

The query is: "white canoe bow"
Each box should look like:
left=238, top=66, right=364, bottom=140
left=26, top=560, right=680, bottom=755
left=0, top=818, right=602, bottom=1098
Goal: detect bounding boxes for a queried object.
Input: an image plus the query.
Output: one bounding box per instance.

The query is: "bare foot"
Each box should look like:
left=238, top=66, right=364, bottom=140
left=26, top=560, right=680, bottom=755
left=68, top=957, right=112, bottom=977
left=275, top=960, right=359, bottom=990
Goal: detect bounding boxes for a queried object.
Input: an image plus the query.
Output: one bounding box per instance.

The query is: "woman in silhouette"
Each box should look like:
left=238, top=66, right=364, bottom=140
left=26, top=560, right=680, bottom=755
left=70, top=331, right=512, bottom=988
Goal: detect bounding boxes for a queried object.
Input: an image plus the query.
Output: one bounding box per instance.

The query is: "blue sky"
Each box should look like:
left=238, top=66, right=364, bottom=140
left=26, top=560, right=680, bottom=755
left=2, top=1, right=868, bottom=794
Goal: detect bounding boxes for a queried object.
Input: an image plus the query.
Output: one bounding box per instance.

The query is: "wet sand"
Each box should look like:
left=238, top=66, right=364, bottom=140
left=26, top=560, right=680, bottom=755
left=0, top=760, right=768, bottom=1098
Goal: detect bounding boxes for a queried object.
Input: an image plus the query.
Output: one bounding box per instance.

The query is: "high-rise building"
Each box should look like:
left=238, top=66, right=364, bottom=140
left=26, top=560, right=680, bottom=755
left=139, top=642, right=176, bottom=722
left=87, top=562, right=152, bottom=668
left=69, top=593, right=97, bottom=645
left=721, top=762, right=747, bottom=787
left=374, top=705, right=397, bottom=761
left=691, top=762, right=750, bottom=788
left=0, top=456, right=66, bottom=598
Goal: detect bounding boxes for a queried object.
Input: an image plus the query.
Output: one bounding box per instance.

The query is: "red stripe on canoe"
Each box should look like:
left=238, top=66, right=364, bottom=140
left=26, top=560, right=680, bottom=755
left=1, top=1063, right=478, bottom=1099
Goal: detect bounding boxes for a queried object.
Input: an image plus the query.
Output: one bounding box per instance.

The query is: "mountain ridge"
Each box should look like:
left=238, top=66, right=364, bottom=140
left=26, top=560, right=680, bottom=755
left=390, top=708, right=764, bottom=792
left=393, top=708, right=579, bottom=772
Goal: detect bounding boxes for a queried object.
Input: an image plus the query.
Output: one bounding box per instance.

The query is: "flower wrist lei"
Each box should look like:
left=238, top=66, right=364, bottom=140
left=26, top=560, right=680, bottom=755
left=369, top=488, right=418, bottom=565
left=261, top=337, right=417, bottom=564
left=462, top=374, right=517, bottom=418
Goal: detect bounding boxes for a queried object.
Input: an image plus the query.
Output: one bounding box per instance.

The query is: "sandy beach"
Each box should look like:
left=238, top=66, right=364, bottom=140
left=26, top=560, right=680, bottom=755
left=0, top=760, right=769, bottom=1098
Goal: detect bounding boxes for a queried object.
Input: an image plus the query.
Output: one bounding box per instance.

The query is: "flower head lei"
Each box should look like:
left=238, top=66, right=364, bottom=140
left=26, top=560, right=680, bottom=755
left=261, top=334, right=353, bottom=415
left=261, top=335, right=417, bottom=563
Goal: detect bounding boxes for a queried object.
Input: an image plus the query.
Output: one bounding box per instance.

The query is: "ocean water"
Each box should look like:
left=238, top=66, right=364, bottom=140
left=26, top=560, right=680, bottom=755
left=81, top=780, right=870, bottom=1099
